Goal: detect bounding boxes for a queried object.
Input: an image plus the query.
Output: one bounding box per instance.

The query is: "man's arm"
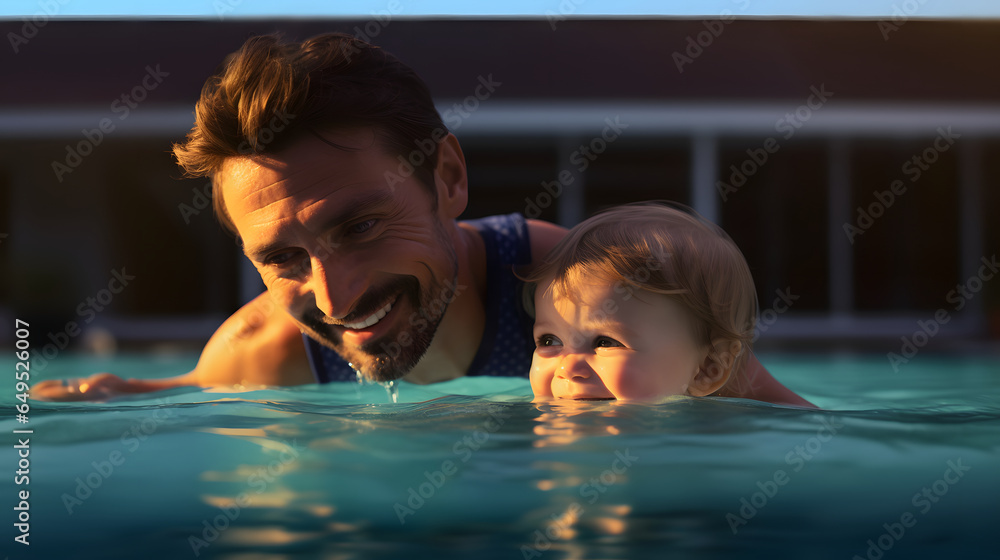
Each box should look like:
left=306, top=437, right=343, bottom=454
left=738, top=353, right=816, bottom=407
left=31, top=292, right=314, bottom=401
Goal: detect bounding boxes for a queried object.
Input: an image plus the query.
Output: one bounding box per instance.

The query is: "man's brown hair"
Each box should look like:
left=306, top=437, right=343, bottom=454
left=173, top=32, right=446, bottom=233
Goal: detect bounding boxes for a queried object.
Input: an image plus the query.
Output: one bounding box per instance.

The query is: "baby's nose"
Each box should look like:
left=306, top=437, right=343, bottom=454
left=557, top=354, right=593, bottom=379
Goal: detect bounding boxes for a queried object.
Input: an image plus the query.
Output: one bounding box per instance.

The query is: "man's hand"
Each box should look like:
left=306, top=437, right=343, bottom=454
left=31, top=372, right=194, bottom=402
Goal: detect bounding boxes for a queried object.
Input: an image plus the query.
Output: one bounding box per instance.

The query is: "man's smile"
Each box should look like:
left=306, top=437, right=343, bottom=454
left=341, top=299, right=394, bottom=330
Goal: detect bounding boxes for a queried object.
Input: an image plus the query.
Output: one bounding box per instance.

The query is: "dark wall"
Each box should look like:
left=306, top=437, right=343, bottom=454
left=2, top=19, right=1000, bottom=106
left=1, top=18, right=998, bottom=342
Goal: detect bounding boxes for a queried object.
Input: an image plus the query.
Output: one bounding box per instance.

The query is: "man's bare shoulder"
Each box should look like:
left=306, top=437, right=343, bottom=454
left=525, top=219, right=567, bottom=265
left=192, top=291, right=315, bottom=387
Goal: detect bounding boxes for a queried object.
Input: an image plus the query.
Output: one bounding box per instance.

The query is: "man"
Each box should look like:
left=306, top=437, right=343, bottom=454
left=33, top=32, right=809, bottom=407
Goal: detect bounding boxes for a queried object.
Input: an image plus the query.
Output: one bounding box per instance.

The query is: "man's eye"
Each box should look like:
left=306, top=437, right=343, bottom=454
left=348, top=219, right=376, bottom=235
left=265, top=251, right=298, bottom=266
left=594, top=336, right=624, bottom=349
left=264, top=251, right=309, bottom=277
left=536, top=334, right=562, bottom=348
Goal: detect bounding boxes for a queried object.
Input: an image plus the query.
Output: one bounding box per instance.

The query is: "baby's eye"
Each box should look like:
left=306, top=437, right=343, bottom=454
left=594, top=336, right=625, bottom=349
left=536, top=334, right=562, bottom=348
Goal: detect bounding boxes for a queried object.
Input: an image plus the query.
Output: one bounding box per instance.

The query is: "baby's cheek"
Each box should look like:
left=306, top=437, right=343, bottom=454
left=611, top=368, right=679, bottom=401
left=528, top=357, right=555, bottom=396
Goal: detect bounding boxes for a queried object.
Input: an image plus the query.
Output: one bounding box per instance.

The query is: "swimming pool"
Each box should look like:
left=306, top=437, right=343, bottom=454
left=5, top=352, right=999, bottom=559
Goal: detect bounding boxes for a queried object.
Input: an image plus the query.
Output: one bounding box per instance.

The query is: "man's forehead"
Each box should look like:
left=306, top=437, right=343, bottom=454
left=216, top=156, right=298, bottom=220
left=216, top=127, right=383, bottom=189
left=217, top=131, right=392, bottom=212
left=216, top=156, right=277, bottom=189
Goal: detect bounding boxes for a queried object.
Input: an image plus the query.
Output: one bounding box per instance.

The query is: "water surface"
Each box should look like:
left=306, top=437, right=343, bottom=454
left=3, top=352, right=998, bottom=559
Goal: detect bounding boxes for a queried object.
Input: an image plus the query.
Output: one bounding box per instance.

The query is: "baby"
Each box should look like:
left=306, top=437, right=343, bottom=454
left=524, top=202, right=809, bottom=405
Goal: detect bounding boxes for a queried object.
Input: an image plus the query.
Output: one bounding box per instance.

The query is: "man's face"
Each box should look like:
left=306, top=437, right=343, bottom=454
left=216, top=128, right=459, bottom=382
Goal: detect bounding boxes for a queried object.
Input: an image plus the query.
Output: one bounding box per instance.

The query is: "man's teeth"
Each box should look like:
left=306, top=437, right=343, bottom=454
left=343, top=301, right=393, bottom=329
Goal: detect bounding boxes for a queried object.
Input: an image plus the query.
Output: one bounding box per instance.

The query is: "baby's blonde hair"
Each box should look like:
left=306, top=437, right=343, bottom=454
left=524, top=202, right=758, bottom=393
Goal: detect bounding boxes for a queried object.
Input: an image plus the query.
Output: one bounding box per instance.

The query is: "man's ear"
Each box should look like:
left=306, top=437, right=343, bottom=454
left=688, top=339, right=742, bottom=397
left=433, top=133, right=469, bottom=219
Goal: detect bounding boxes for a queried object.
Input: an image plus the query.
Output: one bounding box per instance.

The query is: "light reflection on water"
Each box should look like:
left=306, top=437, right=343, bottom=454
left=11, top=354, right=1000, bottom=559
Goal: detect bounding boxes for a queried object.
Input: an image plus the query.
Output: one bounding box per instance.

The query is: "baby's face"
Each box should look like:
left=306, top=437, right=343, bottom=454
left=529, top=274, right=709, bottom=402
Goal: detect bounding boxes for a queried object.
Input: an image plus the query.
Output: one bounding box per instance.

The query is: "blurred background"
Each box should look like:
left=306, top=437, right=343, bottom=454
left=1, top=15, right=999, bottom=360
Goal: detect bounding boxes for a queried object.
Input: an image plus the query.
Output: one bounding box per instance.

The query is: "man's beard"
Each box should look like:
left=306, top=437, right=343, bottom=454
left=299, top=257, right=458, bottom=383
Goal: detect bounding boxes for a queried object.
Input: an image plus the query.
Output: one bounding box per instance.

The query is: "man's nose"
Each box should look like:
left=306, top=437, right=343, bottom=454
left=308, top=254, right=364, bottom=319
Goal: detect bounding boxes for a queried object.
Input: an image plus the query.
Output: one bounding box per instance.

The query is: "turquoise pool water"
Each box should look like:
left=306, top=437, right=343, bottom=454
left=3, top=352, right=999, bottom=559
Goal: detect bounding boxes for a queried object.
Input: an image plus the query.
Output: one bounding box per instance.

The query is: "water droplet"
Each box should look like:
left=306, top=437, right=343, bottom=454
left=351, top=367, right=365, bottom=398
left=380, top=379, right=399, bottom=403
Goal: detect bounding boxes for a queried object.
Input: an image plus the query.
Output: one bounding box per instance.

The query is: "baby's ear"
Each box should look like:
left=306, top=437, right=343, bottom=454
left=688, top=339, right=742, bottom=397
